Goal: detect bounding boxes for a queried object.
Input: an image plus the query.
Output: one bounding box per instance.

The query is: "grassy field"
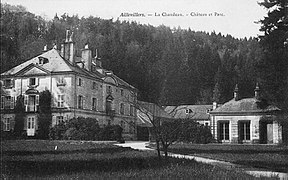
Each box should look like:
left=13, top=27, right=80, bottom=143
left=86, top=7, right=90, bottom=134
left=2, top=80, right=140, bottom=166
left=166, top=143, right=288, bottom=173
left=0, top=140, right=269, bottom=179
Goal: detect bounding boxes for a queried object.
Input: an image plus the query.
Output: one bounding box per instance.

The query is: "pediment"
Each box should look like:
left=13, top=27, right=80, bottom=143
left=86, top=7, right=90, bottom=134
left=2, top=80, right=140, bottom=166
left=15, top=63, right=50, bottom=76
left=104, top=77, right=117, bottom=85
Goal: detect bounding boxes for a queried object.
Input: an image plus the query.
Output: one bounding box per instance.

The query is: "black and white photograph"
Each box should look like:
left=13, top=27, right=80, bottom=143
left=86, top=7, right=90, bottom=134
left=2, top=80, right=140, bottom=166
left=1, top=0, right=288, bottom=179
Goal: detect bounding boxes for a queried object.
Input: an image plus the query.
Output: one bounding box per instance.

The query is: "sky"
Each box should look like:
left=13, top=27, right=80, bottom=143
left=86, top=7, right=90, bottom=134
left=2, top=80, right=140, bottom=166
left=2, top=0, right=268, bottom=38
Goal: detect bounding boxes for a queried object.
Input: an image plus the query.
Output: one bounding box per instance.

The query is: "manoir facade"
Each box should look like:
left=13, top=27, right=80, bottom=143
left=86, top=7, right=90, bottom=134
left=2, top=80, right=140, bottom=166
left=1, top=30, right=137, bottom=140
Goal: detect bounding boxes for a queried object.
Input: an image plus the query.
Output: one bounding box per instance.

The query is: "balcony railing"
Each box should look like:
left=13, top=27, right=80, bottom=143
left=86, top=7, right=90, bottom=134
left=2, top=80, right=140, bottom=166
left=26, top=105, right=38, bottom=112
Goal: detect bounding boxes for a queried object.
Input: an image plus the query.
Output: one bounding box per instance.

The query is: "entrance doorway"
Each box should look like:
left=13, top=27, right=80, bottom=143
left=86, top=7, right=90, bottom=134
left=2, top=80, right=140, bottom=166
left=260, top=121, right=273, bottom=144
left=27, top=116, right=36, bottom=136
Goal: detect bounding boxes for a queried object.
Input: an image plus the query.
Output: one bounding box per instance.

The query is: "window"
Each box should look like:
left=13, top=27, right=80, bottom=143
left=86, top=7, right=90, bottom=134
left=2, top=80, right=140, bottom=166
left=4, top=79, right=13, bottom=88
left=57, top=95, right=64, bottom=108
left=56, top=116, right=64, bottom=125
left=4, top=118, right=11, bottom=131
left=1, top=96, right=15, bottom=109
left=92, top=98, right=97, bottom=110
left=29, top=78, right=36, bottom=86
left=239, top=121, right=251, bottom=141
left=219, top=121, right=229, bottom=141
left=57, top=77, right=65, bottom=86
left=120, top=89, right=124, bottom=96
left=185, top=109, right=193, bottom=114
left=1, top=96, right=4, bottom=109
left=92, top=82, right=97, bottom=90
left=78, top=95, right=83, bottom=109
left=130, top=104, right=134, bottom=116
left=78, top=78, right=82, bottom=86
left=107, top=85, right=112, bottom=94
left=120, top=103, right=125, bottom=115
left=24, top=95, right=39, bottom=112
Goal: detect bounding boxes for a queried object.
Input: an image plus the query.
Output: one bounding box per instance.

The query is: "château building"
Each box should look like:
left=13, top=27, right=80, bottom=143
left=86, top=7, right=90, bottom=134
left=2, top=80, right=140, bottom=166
left=1, top=30, right=137, bottom=140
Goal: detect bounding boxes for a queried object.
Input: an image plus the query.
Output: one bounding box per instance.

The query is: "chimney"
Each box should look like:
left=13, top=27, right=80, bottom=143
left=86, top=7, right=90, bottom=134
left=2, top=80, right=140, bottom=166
left=81, top=44, right=92, bottom=71
left=62, top=30, right=75, bottom=64
left=43, top=45, right=48, bottom=52
left=213, top=102, right=217, bottom=110
left=254, top=83, right=261, bottom=100
left=234, top=84, right=239, bottom=101
left=60, top=44, right=64, bottom=57
left=69, top=32, right=75, bottom=64
left=94, top=49, right=102, bottom=67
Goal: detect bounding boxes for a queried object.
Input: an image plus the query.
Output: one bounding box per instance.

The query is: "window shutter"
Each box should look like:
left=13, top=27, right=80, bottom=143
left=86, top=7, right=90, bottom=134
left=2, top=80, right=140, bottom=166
left=11, top=96, right=15, bottom=109
left=1, top=96, right=4, bottom=109
left=24, top=95, right=28, bottom=111
left=36, top=95, right=39, bottom=105
left=36, top=78, right=39, bottom=86
left=12, top=79, right=15, bottom=88
left=36, top=95, right=39, bottom=112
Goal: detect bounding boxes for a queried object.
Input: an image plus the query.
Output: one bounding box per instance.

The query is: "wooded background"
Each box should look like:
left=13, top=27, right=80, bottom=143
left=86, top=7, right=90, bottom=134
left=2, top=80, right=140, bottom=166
left=1, top=1, right=287, bottom=109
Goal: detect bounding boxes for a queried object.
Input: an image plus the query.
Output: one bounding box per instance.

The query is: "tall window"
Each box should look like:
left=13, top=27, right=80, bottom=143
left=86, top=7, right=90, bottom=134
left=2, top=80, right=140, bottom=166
left=92, top=82, right=97, bottom=90
left=92, top=98, right=97, bottom=110
left=78, top=78, right=82, bottom=86
left=130, top=104, right=134, bottom=116
left=107, top=85, right=112, bottom=94
left=57, top=95, right=64, bottom=108
left=1, top=96, right=4, bottom=109
left=120, top=103, right=125, bottom=115
left=78, top=95, right=83, bottom=109
left=239, top=121, right=251, bottom=141
left=120, top=89, right=124, bottom=96
left=219, top=121, right=229, bottom=141
left=29, top=78, right=36, bottom=86
left=1, top=96, right=14, bottom=109
left=3, top=118, right=11, bottom=131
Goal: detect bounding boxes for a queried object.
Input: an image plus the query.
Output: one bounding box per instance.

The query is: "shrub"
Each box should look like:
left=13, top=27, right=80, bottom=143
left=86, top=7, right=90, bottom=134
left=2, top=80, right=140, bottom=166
left=49, top=121, right=67, bottom=140
left=181, top=121, right=213, bottom=144
left=49, top=117, right=123, bottom=141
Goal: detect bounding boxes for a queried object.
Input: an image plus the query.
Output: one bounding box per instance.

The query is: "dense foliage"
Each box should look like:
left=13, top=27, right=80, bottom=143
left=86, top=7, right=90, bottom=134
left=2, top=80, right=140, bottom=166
left=37, top=90, right=52, bottom=139
left=13, top=95, right=25, bottom=138
left=1, top=3, right=263, bottom=106
left=256, top=0, right=288, bottom=110
left=49, top=117, right=123, bottom=141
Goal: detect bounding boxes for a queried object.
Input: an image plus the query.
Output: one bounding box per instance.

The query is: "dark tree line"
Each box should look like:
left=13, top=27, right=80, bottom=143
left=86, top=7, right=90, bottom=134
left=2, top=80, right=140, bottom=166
left=1, top=2, right=287, bottom=109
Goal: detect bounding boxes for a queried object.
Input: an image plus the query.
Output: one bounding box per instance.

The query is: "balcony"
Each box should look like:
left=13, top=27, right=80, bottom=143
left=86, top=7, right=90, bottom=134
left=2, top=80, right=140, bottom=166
left=26, top=105, right=38, bottom=112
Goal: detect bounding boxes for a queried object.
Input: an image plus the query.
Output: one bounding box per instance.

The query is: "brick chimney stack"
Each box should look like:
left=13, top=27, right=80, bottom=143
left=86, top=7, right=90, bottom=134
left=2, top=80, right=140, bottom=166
left=81, top=44, right=92, bottom=71
left=61, top=30, right=75, bottom=64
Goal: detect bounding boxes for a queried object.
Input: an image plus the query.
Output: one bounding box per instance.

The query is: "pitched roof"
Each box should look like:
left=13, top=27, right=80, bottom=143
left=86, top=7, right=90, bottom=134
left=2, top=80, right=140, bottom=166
left=210, top=98, right=280, bottom=114
left=164, top=105, right=212, bottom=120
left=136, top=101, right=173, bottom=127
left=2, top=49, right=73, bottom=75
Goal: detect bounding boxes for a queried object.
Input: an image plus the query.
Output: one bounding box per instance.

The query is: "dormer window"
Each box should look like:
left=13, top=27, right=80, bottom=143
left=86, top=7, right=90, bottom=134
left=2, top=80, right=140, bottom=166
left=38, top=56, right=49, bottom=65
left=185, top=109, right=193, bottom=114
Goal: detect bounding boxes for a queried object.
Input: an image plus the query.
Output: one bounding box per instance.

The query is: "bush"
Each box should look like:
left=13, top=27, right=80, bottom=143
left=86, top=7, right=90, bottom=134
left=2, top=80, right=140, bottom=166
left=49, top=117, right=124, bottom=141
left=181, top=121, right=213, bottom=144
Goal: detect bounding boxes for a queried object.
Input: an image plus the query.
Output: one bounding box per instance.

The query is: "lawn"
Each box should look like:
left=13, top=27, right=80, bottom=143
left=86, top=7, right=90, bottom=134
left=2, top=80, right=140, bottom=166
left=165, top=143, right=288, bottom=173
left=1, top=140, right=268, bottom=179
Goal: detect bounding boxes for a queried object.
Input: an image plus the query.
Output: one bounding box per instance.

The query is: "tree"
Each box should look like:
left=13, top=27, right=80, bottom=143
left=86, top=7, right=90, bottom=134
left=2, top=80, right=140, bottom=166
left=13, top=95, right=25, bottom=138
left=257, top=0, right=288, bottom=109
left=37, top=90, right=52, bottom=139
